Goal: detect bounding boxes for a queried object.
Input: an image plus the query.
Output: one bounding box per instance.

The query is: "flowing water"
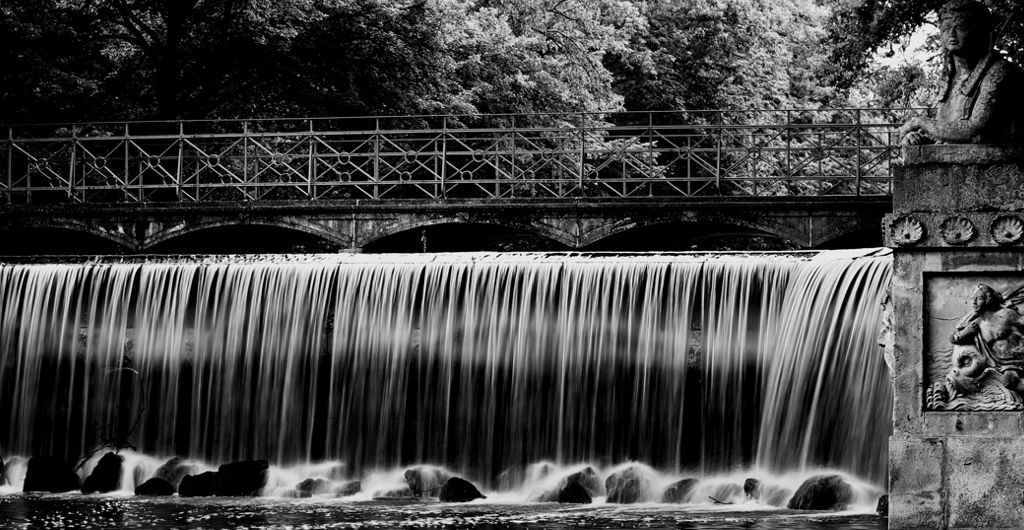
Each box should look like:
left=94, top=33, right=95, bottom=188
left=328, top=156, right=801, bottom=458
left=0, top=250, right=892, bottom=527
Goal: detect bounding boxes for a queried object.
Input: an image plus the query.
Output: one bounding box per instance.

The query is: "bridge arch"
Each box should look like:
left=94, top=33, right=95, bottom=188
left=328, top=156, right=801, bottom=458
left=143, top=219, right=346, bottom=253
left=359, top=218, right=570, bottom=252
left=0, top=219, right=135, bottom=254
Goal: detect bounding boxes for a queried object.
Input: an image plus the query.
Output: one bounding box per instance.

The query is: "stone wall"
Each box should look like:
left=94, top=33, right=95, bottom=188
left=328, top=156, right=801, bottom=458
left=887, top=145, right=1024, bottom=529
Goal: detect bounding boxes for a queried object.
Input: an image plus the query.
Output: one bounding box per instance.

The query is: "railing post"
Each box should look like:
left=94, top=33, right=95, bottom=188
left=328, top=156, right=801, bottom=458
left=176, top=122, right=184, bottom=201
left=510, top=115, right=517, bottom=198
left=373, top=118, right=380, bottom=200
left=68, top=125, right=77, bottom=200
left=125, top=123, right=137, bottom=202
left=855, top=109, right=863, bottom=196
left=243, top=120, right=250, bottom=201
left=716, top=111, right=723, bottom=193
left=440, top=117, right=447, bottom=200
left=307, top=119, right=315, bottom=200
left=578, top=112, right=585, bottom=198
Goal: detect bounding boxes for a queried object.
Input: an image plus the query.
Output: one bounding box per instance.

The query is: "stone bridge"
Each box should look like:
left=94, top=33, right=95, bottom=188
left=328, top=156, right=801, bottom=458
left=0, top=109, right=901, bottom=253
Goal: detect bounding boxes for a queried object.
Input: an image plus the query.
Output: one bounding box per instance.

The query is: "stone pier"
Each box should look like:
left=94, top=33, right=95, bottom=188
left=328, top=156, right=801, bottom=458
left=887, top=145, right=1024, bottom=529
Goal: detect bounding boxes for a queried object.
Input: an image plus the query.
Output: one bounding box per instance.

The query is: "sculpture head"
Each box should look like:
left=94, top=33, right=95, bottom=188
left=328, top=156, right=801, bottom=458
left=938, top=0, right=994, bottom=57
left=971, top=283, right=1003, bottom=311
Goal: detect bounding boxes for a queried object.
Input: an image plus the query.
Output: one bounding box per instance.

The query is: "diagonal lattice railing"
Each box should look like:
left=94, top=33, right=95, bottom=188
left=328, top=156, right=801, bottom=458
left=0, top=109, right=914, bottom=205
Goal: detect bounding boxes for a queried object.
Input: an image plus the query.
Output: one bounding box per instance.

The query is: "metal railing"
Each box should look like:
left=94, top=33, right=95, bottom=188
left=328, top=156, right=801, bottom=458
left=0, top=109, right=913, bottom=205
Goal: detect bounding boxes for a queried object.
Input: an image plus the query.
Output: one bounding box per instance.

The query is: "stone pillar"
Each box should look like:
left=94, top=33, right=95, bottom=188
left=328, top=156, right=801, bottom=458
left=887, top=145, right=1024, bottom=529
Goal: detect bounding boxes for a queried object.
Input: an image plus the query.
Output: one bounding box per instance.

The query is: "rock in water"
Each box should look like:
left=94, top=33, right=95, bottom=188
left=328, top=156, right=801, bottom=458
left=744, top=478, right=761, bottom=501
left=82, top=452, right=124, bottom=494
left=556, top=482, right=592, bottom=503
left=662, top=478, right=698, bottom=503
left=334, top=480, right=361, bottom=497
left=876, top=494, right=889, bottom=516
left=439, top=477, right=485, bottom=502
left=0, top=457, right=7, bottom=486
left=135, top=478, right=175, bottom=496
left=294, top=478, right=332, bottom=497
left=179, top=472, right=220, bottom=497
left=531, top=466, right=602, bottom=502
left=605, top=466, right=652, bottom=503
left=155, top=456, right=198, bottom=489
left=217, top=460, right=269, bottom=496
left=23, top=456, right=80, bottom=493
left=404, top=466, right=451, bottom=497
left=787, top=475, right=853, bottom=510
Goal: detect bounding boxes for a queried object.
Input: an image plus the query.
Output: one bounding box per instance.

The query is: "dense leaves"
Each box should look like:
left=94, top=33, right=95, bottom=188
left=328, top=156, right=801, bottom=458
left=2, top=0, right=1022, bottom=123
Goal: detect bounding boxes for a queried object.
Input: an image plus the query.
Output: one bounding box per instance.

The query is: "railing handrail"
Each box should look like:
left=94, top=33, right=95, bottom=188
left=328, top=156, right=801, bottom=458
left=1, top=107, right=928, bottom=129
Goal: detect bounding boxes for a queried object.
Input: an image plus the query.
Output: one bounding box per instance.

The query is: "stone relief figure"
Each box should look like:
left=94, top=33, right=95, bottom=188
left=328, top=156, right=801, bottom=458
left=899, top=0, right=1024, bottom=146
left=929, top=283, right=1024, bottom=410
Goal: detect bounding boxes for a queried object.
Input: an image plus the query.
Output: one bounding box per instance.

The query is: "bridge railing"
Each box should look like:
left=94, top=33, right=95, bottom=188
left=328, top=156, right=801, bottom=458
left=1, top=109, right=914, bottom=205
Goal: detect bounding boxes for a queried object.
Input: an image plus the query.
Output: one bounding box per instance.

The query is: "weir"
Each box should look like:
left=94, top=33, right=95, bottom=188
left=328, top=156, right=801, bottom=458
left=0, top=251, right=891, bottom=495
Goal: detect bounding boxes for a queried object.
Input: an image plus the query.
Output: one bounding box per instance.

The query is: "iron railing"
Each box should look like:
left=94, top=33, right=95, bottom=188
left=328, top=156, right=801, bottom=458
left=0, top=109, right=913, bottom=205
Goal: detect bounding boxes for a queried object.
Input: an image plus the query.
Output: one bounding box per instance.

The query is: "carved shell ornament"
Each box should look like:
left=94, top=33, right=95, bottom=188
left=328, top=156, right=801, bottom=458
left=991, top=216, right=1024, bottom=245
left=939, top=216, right=975, bottom=245
left=891, top=215, right=924, bottom=246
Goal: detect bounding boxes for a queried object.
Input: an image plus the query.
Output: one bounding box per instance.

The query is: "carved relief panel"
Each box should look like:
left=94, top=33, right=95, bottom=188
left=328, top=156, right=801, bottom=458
left=925, top=275, right=1024, bottom=411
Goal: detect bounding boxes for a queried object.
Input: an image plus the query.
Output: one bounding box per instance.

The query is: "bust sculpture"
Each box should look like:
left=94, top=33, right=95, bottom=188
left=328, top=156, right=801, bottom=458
left=899, top=0, right=1024, bottom=145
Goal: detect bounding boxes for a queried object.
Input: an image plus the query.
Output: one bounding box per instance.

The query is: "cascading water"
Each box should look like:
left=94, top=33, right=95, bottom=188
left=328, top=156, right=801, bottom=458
left=0, top=250, right=892, bottom=500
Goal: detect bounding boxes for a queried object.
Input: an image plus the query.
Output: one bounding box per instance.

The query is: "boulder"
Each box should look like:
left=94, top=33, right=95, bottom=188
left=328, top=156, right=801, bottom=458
left=155, top=456, right=198, bottom=489
left=334, top=480, right=361, bottom=497
left=439, top=477, right=485, bottom=502
left=743, top=478, right=760, bottom=500
left=662, top=478, right=698, bottom=503
left=565, top=467, right=602, bottom=497
left=23, top=456, right=80, bottom=493
left=605, top=466, right=652, bottom=504
left=135, top=477, right=175, bottom=496
left=404, top=466, right=451, bottom=497
left=294, top=478, right=332, bottom=497
left=876, top=494, right=889, bottom=516
left=179, top=471, right=220, bottom=497
left=532, top=467, right=601, bottom=503
left=217, top=459, right=269, bottom=496
left=82, top=452, right=123, bottom=494
left=787, top=475, right=853, bottom=511
left=556, top=481, right=592, bottom=503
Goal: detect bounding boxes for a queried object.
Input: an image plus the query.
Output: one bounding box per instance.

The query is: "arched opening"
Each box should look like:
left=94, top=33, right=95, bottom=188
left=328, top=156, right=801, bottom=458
left=814, top=223, right=883, bottom=249
left=363, top=223, right=569, bottom=253
left=0, top=227, right=128, bottom=256
left=585, top=221, right=802, bottom=252
left=147, top=224, right=341, bottom=254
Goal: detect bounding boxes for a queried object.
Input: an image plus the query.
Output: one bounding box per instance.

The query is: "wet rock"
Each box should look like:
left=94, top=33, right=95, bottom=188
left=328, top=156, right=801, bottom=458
left=556, top=481, right=592, bottom=503
left=217, top=459, right=269, bottom=496
left=744, top=478, right=760, bottom=500
left=404, top=466, right=451, bottom=497
left=605, top=466, right=652, bottom=503
left=876, top=494, right=889, bottom=516
left=82, top=452, right=123, bottom=494
left=334, top=480, right=361, bottom=497
left=787, top=475, right=853, bottom=511
left=155, top=457, right=199, bottom=489
left=294, top=478, right=332, bottom=497
left=0, top=457, right=7, bottom=486
left=439, top=477, right=485, bottom=502
left=135, top=477, right=175, bottom=496
left=531, top=467, right=602, bottom=502
left=662, top=478, right=698, bottom=503
left=23, top=456, right=80, bottom=493
left=179, top=471, right=220, bottom=497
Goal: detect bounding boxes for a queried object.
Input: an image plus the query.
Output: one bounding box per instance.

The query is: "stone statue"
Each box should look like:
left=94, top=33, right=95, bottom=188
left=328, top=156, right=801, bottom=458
left=929, top=283, right=1024, bottom=410
left=899, top=0, right=1024, bottom=145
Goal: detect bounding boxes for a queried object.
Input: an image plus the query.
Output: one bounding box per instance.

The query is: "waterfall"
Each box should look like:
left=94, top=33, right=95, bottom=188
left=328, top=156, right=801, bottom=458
left=0, top=250, right=892, bottom=487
